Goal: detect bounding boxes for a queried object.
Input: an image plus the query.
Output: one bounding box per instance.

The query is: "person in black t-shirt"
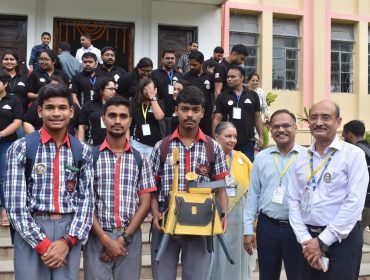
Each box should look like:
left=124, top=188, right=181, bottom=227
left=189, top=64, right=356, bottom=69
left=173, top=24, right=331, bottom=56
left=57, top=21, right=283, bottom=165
left=213, top=66, right=263, bottom=162
left=23, top=76, right=80, bottom=136
left=214, top=44, right=248, bottom=99
left=130, top=77, right=164, bottom=158
left=0, top=69, right=23, bottom=225
left=1, top=51, right=28, bottom=113
left=95, top=46, right=127, bottom=83
left=184, top=50, right=214, bottom=136
left=203, top=46, right=224, bottom=73
left=77, top=77, right=117, bottom=146
left=116, top=57, right=153, bottom=100
left=26, top=49, right=70, bottom=102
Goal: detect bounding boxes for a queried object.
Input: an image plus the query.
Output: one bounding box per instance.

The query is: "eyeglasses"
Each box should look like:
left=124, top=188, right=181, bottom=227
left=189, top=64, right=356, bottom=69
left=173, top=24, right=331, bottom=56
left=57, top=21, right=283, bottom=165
left=38, top=58, right=51, bottom=62
left=308, top=115, right=335, bottom=122
left=271, top=124, right=295, bottom=130
left=140, top=69, right=152, bottom=74
left=105, top=87, right=116, bottom=91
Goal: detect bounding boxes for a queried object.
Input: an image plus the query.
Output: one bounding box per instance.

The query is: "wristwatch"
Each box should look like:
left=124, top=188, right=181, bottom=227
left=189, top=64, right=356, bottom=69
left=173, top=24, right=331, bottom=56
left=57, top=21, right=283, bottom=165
left=122, top=232, right=133, bottom=245
left=317, top=237, right=329, bottom=254
left=150, top=97, right=157, bottom=101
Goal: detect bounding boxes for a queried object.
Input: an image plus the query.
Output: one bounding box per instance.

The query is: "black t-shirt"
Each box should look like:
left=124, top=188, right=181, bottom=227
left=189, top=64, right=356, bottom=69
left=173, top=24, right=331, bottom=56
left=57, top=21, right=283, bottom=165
left=130, top=100, right=165, bottom=147
left=184, top=71, right=215, bottom=136
left=357, top=140, right=370, bottom=207
left=78, top=100, right=105, bottom=146
left=116, top=71, right=140, bottom=100
left=151, top=68, right=182, bottom=117
left=214, top=58, right=232, bottom=92
left=95, top=65, right=127, bottom=83
left=23, top=100, right=80, bottom=136
left=6, top=73, right=28, bottom=112
left=71, top=72, right=103, bottom=107
left=26, top=69, right=70, bottom=94
left=0, top=95, right=23, bottom=143
left=203, top=57, right=216, bottom=72
left=215, top=88, right=260, bottom=150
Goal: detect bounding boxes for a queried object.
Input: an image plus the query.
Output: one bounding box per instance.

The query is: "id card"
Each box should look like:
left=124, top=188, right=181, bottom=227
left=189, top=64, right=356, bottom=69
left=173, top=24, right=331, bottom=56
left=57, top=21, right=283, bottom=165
left=168, top=85, right=174, bottom=95
left=226, top=187, right=236, bottom=197
left=90, top=90, right=94, bottom=101
left=225, top=174, right=235, bottom=186
left=271, top=185, right=286, bottom=204
left=142, top=124, right=151, bottom=136
left=300, top=187, right=310, bottom=212
left=100, top=117, right=106, bottom=128
left=232, top=107, right=241, bottom=119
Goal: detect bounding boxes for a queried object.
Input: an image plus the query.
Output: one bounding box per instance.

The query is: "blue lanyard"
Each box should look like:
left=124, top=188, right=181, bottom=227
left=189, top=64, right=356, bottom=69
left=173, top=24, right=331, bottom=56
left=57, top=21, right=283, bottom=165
left=309, top=149, right=336, bottom=191
left=227, top=151, right=233, bottom=174
left=168, top=70, right=174, bottom=84
left=8, top=77, right=17, bottom=93
left=88, top=76, right=96, bottom=87
left=235, top=94, right=241, bottom=107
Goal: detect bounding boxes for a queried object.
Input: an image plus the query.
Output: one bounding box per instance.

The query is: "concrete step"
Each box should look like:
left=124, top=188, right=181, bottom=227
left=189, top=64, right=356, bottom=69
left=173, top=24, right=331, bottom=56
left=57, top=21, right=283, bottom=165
left=364, top=229, right=370, bottom=244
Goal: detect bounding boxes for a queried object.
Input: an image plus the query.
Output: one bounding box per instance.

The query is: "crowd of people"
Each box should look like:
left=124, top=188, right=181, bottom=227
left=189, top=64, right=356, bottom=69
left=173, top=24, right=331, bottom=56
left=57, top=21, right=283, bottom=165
left=0, top=31, right=369, bottom=280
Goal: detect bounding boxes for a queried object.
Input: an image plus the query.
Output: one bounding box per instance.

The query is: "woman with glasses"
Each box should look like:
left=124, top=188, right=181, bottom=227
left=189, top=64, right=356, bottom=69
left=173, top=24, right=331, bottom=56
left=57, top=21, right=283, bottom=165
left=77, top=77, right=116, bottom=145
left=26, top=49, right=70, bottom=102
left=130, top=77, right=164, bottom=158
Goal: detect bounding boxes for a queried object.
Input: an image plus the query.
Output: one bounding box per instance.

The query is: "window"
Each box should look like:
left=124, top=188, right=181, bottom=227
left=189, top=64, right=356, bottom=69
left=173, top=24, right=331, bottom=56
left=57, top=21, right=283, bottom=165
left=229, top=13, right=259, bottom=76
left=331, top=23, right=354, bottom=93
left=272, top=18, right=300, bottom=90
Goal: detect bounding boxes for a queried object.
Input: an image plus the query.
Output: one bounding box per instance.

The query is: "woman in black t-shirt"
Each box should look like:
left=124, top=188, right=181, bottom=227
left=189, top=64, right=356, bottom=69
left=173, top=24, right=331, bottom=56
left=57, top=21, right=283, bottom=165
left=0, top=69, right=23, bottom=226
left=130, top=77, right=164, bottom=158
left=77, top=77, right=116, bottom=146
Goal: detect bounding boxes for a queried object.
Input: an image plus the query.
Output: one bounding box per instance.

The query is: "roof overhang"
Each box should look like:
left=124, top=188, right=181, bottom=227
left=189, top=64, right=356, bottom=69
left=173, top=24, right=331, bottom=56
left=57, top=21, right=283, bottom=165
left=155, top=0, right=227, bottom=6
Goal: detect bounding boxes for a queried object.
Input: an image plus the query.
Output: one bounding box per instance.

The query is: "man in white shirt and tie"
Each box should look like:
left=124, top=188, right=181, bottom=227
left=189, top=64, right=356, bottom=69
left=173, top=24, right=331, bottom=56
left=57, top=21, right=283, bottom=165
left=75, top=33, right=103, bottom=65
left=288, top=100, right=369, bottom=280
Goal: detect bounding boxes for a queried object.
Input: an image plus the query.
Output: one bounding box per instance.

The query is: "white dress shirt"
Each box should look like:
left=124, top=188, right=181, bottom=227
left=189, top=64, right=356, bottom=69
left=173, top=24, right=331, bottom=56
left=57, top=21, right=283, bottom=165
left=288, top=136, right=369, bottom=246
left=75, top=45, right=103, bottom=64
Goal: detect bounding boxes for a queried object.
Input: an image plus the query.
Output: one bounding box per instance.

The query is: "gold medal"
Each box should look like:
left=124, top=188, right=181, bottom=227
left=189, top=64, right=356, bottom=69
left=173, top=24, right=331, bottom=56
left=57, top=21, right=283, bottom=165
left=323, top=172, right=332, bottom=183
left=186, top=172, right=198, bottom=181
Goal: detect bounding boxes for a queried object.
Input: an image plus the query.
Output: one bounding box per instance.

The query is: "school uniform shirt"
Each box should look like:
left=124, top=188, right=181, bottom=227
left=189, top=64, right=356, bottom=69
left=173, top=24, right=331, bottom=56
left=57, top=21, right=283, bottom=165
left=23, top=100, right=81, bottom=136
left=214, top=88, right=261, bottom=150
left=78, top=100, right=105, bottom=146
left=71, top=72, right=102, bottom=107
left=75, top=45, right=103, bottom=64
left=244, top=144, right=305, bottom=235
left=214, top=58, right=233, bottom=92
left=150, top=128, right=228, bottom=203
left=26, top=69, right=70, bottom=95
left=5, top=73, right=28, bottom=112
left=94, top=139, right=157, bottom=229
left=4, top=128, right=94, bottom=254
left=288, top=136, right=369, bottom=246
left=131, top=100, right=165, bottom=147
left=95, top=65, right=127, bottom=83
left=0, top=95, right=23, bottom=143
left=151, top=67, right=182, bottom=117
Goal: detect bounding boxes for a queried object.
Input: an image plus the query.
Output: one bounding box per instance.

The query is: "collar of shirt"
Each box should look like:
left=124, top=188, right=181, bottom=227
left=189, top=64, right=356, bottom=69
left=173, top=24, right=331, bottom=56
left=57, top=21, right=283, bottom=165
left=308, top=136, right=343, bottom=156
left=83, top=45, right=93, bottom=52
left=40, top=128, right=71, bottom=147
left=99, top=138, right=132, bottom=153
left=269, top=144, right=301, bottom=155
left=169, top=128, right=207, bottom=143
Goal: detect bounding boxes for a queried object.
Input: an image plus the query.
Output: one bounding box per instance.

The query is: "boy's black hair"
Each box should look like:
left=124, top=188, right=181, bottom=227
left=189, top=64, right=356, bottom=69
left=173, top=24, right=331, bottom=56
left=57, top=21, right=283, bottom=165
left=0, top=69, right=10, bottom=83
left=175, top=86, right=205, bottom=107
left=343, top=120, right=366, bottom=137
left=230, top=44, right=249, bottom=57
left=188, top=51, right=204, bottom=64
left=37, top=84, right=73, bottom=107
left=103, top=95, right=131, bottom=116
left=82, top=52, right=97, bottom=62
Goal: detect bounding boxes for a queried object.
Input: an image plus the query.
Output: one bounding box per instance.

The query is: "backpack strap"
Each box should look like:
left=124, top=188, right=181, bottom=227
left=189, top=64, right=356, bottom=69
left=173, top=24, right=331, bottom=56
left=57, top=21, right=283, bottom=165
left=68, top=134, right=83, bottom=168
left=25, top=131, right=41, bottom=183
left=131, top=147, right=143, bottom=179
left=356, top=142, right=370, bottom=160
left=92, top=145, right=101, bottom=167
left=159, top=135, right=172, bottom=169
left=204, top=135, right=215, bottom=178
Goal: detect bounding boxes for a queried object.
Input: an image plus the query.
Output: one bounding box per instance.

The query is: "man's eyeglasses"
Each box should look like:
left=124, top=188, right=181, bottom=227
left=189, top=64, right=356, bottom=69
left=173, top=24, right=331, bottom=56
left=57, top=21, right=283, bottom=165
left=38, top=58, right=51, bottom=62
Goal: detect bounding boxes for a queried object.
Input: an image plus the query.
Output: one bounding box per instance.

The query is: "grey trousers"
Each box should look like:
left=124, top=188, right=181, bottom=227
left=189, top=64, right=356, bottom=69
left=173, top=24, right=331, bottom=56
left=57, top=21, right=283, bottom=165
left=14, top=214, right=81, bottom=280
left=151, top=228, right=211, bottom=280
left=83, top=228, right=142, bottom=280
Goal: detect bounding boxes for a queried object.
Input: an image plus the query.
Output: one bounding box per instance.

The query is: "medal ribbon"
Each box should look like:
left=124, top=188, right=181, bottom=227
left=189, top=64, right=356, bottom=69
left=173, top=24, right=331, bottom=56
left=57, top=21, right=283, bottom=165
left=88, top=76, right=96, bottom=87
left=141, top=103, right=150, bottom=124
left=307, top=148, right=336, bottom=191
left=274, top=151, right=297, bottom=185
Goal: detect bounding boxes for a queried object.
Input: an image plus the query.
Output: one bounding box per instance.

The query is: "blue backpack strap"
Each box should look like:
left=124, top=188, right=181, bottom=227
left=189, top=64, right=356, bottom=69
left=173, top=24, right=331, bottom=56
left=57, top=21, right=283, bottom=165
left=68, top=134, right=84, bottom=169
left=131, top=147, right=143, bottom=179
left=92, top=145, right=101, bottom=167
left=25, top=131, right=41, bottom=183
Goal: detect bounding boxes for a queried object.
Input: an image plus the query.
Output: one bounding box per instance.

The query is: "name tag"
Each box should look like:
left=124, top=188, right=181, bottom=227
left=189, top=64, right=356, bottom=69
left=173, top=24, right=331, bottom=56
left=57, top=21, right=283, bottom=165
left=142, top=124, right=151, bottom=136
left=226, top=187, right=236, bottom=197
left=300, top=187, right=310, bottom=212
left=168, top=85, right=174, bottom=95
left=271, top=185, right=286, bottom=204
left=233, top=107, right=241, bottom=119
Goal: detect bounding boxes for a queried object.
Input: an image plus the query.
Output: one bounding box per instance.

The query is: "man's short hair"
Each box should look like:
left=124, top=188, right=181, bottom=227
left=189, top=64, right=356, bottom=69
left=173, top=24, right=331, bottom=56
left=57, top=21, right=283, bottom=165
left=137, top=57, right=153, bottom=69
left=101, top=46, right=116, bottom=56
left=189, top=41, right=198, bottom=46
left=37, top=84, right=73, bottom=107
left=41, top=32, right=51, bottom=38
left=214, top=46, right=224, bottom=54
left=0, top=69, right=10, bottom=83
left=270, top=109, right=297, bottom=124
left=59, top=41, right=71, bottom=52
left=103, top=95, right=131, bottom=116
left=82, top=52, right=97, bottom=62
left=230, top=44, right=249, bottom=57
left=343, top=120, right=366, bottom=137
left=176, top=86, right=205, bottom=107
left=81, top=33, right=92, bottom=40
left=228, top=65, right=246, bottom=77
left=161, top=49, right=176, bottom=58
left=188, top=51, right=204, bottom=64
left=207, top=60, right=218, bottom=68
